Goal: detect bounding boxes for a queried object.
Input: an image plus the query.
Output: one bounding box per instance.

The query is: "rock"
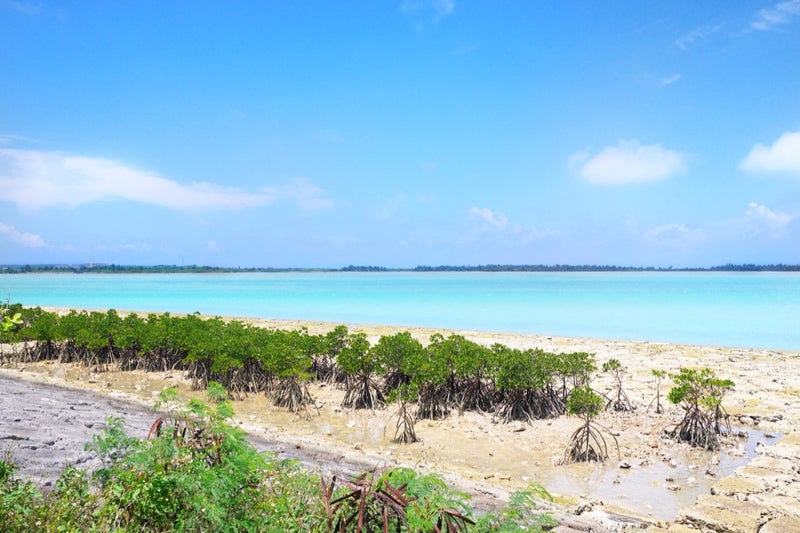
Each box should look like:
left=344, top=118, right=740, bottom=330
left=679, top=495, right=769, bottom=533
left=761, top=516, right=800, bottom=533
left=618, top=461, right=631, bottom=469
left=667, top=485, right=681, bottom=491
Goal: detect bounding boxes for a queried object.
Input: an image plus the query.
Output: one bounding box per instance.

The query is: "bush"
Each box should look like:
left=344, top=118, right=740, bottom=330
left=564, top=386, right=618, bottom=463
left=667, top=367, right=734, bottom=450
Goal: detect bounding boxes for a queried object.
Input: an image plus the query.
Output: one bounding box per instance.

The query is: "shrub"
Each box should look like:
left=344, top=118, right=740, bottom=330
left=667, top=367, right=734, bottom=450
left=602, top=358, right=634, bottom=412
left=564, top=386, right=618, bottom=463
left=338, top=332, right=386, bottom=410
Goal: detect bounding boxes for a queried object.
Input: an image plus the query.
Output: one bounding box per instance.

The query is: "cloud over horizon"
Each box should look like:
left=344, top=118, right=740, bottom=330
left=469, top=206, right=508, bottom=230
left=746, top=202, right=794, bottom=228
left=739, top=131, right=800, bottom=174
left=0, top=222, right=48, bottom=248
left=571, top=140, right=685, bottom=185
left=0, top=149, right=331, bottom=211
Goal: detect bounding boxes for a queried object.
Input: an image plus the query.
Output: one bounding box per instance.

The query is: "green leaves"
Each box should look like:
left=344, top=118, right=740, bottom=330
left=566, top=386, right=603, bottom=418
left=667, top=367, right=735, bottom=449
left=1, top=388, right=557, bottom=532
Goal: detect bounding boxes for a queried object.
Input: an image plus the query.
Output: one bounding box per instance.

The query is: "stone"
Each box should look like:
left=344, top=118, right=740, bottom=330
left=760, top=515, right=800, bottom=533
left=679, top=495, right=769, bottom=533
left=711, top=476, right=765, bottom=496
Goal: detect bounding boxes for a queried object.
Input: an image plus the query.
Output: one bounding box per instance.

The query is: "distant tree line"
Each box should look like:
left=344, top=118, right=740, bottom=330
left=2, top=263, right=799, bottom=274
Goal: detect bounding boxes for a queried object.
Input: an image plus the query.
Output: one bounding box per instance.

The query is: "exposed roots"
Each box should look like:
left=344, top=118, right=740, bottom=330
left=495, top=389, right=564, bottom=423
left=455, top=378, right=494, bottom=413
left=386, top=402, right=418, bottom=444
left=605, top=388, right=635, bottom=412
left=382, top=369, right=410, bottom=396
left=564, top=419, right=619, bottom=464
left=495, top=389, right=538, bottom=423
left=341, top=374, right=386, bottom=410
left=415, top=384, right=449, bottom=420
left=667, top=406, right=722, bottom=450
left=272, top=376, right=319, bottom=420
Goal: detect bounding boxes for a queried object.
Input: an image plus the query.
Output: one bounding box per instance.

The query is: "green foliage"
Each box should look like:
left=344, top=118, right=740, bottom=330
left=667, top=367, right=734, bottom=449
left=565, top=385, right=603, bottom=419
left=0, top=390, right=554, bottom=533
left=338, top=333, right=387, bottom=410
left=564, top=386, right=617, bottom=463
left=475, top=484, right=556, bottom=532
left=371, top=330, right=423, bottom=395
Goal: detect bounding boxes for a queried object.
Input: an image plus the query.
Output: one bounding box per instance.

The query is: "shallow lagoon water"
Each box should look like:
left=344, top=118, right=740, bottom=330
left=3, top=271, right=799, bottom=350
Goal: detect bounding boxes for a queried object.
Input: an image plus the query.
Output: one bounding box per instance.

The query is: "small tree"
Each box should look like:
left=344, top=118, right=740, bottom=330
left=647, top=369, right=667, bottom=414
left=667, top=367, right=734, bottom=450
left=370, top=331, right=422, bottom=395
left=386, top=384, right=418, bottom=444
left=338, top=333, right=386, bottom=410
left=564, top=386, right=618, bottom=463
left=265, top=329, right=319, bottom=419
left=602, top=358, right=634, bottom=412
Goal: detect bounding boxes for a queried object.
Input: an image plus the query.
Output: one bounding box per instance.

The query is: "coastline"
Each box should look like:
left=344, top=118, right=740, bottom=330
left=3, top=313, right=800, bottom=530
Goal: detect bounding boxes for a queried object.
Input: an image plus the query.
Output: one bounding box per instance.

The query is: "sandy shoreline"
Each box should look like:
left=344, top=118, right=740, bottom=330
left=3, top=314, right=800, bottom=531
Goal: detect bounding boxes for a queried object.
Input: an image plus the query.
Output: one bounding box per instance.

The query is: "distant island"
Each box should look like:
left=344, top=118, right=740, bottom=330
left=2, top=263, right=799, bottom=274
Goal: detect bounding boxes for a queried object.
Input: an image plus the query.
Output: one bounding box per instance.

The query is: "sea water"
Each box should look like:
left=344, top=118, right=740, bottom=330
left=1, top=271, right=798, bottom=350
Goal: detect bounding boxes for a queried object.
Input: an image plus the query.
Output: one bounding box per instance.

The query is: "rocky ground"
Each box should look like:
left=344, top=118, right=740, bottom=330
left=2, top=320, right=800, bottom=532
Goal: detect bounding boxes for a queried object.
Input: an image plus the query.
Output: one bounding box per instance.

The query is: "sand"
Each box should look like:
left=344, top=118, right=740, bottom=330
left=2, top=318, right=800, bottom=532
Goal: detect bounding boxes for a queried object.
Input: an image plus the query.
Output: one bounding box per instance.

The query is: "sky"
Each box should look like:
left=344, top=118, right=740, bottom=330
left=1, top=1, right=800, bottom=269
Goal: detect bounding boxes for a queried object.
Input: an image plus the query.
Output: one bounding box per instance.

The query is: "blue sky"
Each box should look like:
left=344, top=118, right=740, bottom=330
left=1, top=1, right=800, bottom=268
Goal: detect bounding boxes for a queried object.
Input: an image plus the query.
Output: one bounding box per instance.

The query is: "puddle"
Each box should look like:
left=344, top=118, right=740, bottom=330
left=542, top=429, right=778, bottom=520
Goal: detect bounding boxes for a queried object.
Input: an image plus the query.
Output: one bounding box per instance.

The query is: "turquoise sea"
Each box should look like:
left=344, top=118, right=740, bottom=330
left=2, top=272, right=798, bottom=351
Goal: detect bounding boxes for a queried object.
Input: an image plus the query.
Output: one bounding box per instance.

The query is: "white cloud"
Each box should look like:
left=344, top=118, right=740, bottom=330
left=0, top=222, right=48, bottom=248
left=645, top=223, right=706, bottom=247
left=470, top=207, right=508, bottom=230
left=739, top=131, right=800, bottom=174
left=750, top=0, right=800, bottom=31
left=660, top=73, right=682, bottom=87
left=0, top=149, right=331, bottom=211
left=273, top=177, right=333, bottom=210
left=402, top=0, right=454, bottom=19
left=572, top=140, right=685, bottom=185
left=0, top=0, right=42, bottom=16
left=675, top=23, right=723, bottom=50
left=746, top=202, right=794, bottom=227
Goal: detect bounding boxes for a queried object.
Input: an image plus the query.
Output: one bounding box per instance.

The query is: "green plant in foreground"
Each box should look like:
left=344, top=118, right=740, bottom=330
left=564, top=386, right=619, bottom=463
left=0, top=381, right=557, bottom=533
left=667, top=367, right=734, bottom=450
